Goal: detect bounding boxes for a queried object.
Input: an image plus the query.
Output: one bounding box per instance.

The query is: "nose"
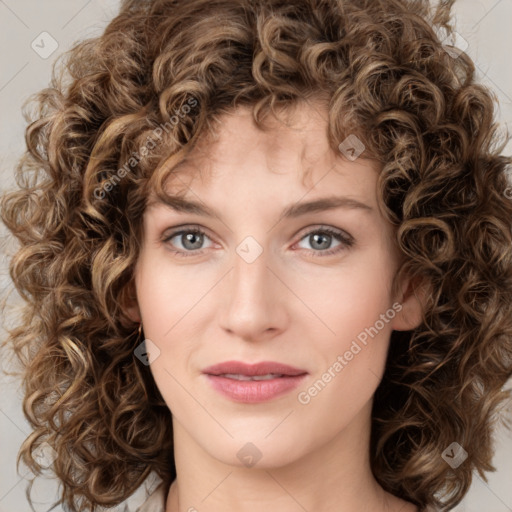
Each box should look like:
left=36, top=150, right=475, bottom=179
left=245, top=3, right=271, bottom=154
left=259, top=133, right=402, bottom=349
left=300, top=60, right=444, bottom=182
left=218, top=239, right=288, bottom=342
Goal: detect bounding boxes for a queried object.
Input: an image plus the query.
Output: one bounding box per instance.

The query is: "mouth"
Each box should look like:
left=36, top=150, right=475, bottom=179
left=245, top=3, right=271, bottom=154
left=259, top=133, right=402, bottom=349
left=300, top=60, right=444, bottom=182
left=213, top=373, right=291, bottom=381
left=202, top=360, right=308, bottom=403
left=202, top=360, right=308, bottom=378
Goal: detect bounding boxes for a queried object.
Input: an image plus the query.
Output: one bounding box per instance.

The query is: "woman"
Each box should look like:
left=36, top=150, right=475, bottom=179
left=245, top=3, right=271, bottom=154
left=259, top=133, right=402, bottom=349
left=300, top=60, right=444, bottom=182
left=1, top=0, right=511, bottom=511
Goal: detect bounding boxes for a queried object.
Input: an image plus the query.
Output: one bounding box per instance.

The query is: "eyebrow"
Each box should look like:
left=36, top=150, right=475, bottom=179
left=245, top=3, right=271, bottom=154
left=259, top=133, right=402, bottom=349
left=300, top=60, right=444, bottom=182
left=150, top=195, right=373, bottom=220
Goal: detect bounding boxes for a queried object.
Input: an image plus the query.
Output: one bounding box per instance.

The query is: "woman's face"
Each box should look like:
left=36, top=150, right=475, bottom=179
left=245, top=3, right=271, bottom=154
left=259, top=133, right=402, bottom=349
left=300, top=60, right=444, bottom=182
left=130, top=102, right=420, bottom=468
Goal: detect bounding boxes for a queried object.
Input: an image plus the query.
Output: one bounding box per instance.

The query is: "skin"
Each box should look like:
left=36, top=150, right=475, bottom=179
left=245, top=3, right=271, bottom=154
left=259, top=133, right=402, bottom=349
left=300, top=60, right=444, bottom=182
left=126, top=100, right=424, bottom=512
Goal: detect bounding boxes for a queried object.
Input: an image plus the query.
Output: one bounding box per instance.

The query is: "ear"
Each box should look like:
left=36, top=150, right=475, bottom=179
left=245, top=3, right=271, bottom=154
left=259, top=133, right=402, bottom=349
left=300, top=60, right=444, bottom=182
left=390, top=274, right=428, bottom=331
left=118, top=279, right=142, bottom=327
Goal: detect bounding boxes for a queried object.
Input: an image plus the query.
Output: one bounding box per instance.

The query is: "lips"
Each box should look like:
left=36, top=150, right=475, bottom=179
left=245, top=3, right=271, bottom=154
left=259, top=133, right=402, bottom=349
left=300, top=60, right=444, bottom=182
left=202, top=360, right=308, bottom=377
left=202, top=360, right=308, bottom=403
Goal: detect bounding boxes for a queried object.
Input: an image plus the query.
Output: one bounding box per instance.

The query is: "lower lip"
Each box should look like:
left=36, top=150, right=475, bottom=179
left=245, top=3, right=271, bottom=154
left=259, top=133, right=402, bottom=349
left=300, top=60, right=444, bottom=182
left=204, top=374, right=307, bottom=403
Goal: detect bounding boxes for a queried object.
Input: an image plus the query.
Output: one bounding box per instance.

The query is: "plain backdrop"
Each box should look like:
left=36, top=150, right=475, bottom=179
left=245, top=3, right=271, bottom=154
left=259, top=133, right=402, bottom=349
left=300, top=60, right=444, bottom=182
left=1, top=1, right=511, bottom=511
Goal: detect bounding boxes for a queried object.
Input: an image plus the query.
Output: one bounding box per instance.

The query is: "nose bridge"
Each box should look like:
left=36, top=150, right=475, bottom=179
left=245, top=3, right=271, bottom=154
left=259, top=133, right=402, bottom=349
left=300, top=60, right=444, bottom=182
left=233, top=236, right=268, bottom=292
left=219, top=232, right=285, bottom=339
left=230, top=233, right=272, bottom=307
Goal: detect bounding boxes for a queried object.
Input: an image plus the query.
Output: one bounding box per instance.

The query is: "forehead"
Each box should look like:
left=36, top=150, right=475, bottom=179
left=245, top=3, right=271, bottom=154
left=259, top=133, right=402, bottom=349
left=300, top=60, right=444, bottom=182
left=174, top=104, right=331, bottom=183
left=148, top=100, right=380, bottom=199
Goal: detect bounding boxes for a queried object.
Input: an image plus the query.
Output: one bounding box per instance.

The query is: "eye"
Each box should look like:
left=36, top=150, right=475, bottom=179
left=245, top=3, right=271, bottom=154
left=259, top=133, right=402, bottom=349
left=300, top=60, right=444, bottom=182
left=162, top=225, right=354, bottom=258
left=294, top=226, right=354, bottom=257
left=162, top=227, right=213, bottom=257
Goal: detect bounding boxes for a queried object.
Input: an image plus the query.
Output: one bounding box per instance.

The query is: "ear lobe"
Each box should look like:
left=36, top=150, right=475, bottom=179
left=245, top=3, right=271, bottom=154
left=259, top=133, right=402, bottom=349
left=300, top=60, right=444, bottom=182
left=125, top=302, right=142, bottom=324
left=119, top=279, right=142, bottom=326
left=391, top=275, right=428, bottom=331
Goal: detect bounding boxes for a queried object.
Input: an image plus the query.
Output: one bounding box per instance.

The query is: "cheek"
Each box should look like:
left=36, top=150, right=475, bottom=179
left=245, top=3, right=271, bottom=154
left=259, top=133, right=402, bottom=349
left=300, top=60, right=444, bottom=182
left=133, top=253, right=212, bottom=402
left=134, top=250, right=208, bottom=337
left=296, top=254, right=395, bottom=338
left=134, top=258, right=194, bottom=410
left=295, top=250, right=396, bottom=391
left=295, top=269, right=395, bottom=430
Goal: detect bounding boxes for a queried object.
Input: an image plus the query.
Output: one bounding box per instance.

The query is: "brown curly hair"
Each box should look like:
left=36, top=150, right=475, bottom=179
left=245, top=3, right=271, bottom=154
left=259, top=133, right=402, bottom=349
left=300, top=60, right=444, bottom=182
left=1, top=0, right=512, bottom=510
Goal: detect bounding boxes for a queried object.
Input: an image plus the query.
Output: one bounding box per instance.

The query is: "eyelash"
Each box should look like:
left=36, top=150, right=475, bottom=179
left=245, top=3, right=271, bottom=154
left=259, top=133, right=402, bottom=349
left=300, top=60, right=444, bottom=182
left=161, top=225, right=354, bottom=258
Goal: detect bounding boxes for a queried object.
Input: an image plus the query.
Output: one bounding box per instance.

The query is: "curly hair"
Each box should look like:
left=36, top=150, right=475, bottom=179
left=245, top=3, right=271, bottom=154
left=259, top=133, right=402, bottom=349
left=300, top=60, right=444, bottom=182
left=1, top=0, right=512, bottom=510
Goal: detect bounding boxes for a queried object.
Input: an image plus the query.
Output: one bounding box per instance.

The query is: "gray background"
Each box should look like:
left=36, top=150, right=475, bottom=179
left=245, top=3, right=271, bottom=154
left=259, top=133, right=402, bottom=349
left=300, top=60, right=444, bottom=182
left=1, top=1, right=511, bottom=511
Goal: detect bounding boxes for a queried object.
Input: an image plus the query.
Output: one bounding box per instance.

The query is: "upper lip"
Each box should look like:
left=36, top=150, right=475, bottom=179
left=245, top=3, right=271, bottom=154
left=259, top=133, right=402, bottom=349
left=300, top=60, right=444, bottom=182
left=202, top=360, right=308, bottom=377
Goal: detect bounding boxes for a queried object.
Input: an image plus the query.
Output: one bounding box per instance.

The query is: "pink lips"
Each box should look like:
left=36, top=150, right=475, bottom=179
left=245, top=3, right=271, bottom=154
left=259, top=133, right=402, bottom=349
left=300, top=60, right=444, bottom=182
left=202, top=360, right=308, bottom=403
left=202, top=360, right=307, bottom=377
